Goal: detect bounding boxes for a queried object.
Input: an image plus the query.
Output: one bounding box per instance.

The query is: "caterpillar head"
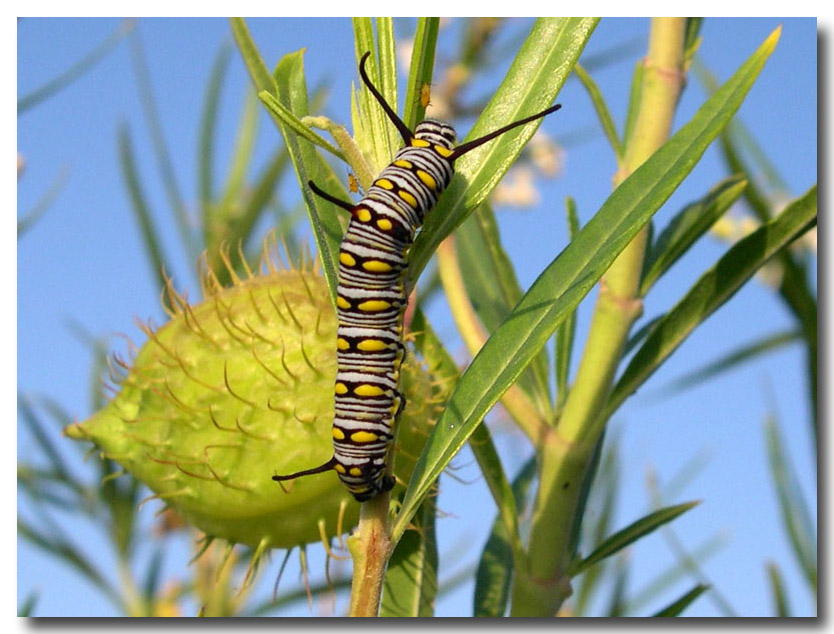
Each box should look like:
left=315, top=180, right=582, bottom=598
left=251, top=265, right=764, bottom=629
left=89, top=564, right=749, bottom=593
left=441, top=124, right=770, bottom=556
left=414, top=119, right=457, bottom=151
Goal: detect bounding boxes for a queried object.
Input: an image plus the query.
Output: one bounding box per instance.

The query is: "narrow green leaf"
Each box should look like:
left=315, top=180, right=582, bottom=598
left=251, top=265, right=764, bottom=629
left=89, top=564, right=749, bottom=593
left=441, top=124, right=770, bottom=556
left=766, top=561, right=791, bottom=617
left=402, top=18, right=440, bottom=129
left=765, top=415, right=817, bottom=592
left=682, top=18, right=704, bottom=70
left=571, top=501, right=699, bottom=576
left=622, top=59, right=644, bottom=150
left=18, top=518, right=120, bottom=605
left=352, top=19, right=397, bottom=171
left=17, top=164, right=70, bottom=238
left=573, top=439, right=619, bottom=615
left=217, top=88, right=260, bottom=215
left=229, top=17, right=276, bottom=93
left=18, top=592, right=38, bottom=617
left=606, top=184, right=816, bottom=421
left=393, top=27, right=781, bottom=542
left=641, top=175, right=748, bottom=294
left=375, top=17, right=399, bottom=155
left=380, top=497, right=438, bottom=616
left=268, top=50, right=348, bottom=304
left=627, top=533, right=727, bottom=614
left=474, top=458, right=537, bottom=617
left=129, top=27, right=195, bottom=265
left=455, top=204, right=552, bottom=414
left=652, top=584, right=709, bottom=616
left=408, top=18, right=599, bottom=284
left=18, top=19, right=134, bottom=114
left=142, top=549, right=165, bottom=605
left=18, top=395, right=72, bottom=485
left=604, top=556, right=629, bottom=616
left=228, top=147, right=290, bottom=254
left=198, top=44, right=232, bottom=214
left=118, top=124, right=171, bottom=296
left=555, top=196, right=581, bottom=408
left=259, top=91, right=345, bottom=160
left=573, top=63, right=623, bottom=159
left=662, top=329, right=802, bottom=395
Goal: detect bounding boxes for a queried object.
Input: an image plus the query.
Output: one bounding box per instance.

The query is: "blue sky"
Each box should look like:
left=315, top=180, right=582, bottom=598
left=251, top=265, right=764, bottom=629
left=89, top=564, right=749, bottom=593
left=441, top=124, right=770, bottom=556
left=17, top=17, right=817, bottom=617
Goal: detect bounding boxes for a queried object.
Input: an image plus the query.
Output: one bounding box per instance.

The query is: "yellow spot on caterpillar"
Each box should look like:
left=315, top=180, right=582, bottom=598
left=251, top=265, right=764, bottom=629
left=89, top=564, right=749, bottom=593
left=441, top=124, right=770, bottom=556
left=349, top=467, right=363, bottom=476
left=434, top=145, right=453, bottom=158
left=390, top=397, right=401, bottom=415
left=357, top=339, right=389, bottom=352
left=356, top=208, right=372, bottom=222
left=334, top=463, right=346, bottom=474
left=362, top=260, right=392, bottom=273
left=336, top=296, right=351, bottom=310
left=358, top=299, right=391, bottom=312
left=411, top=138, right=430, bottom=148
left=375, top=178, right=394, bottom=190
left=354, top=384, right=384, bottom=397
left=398, top=190, right=418, bottom=208
left=394, top=159, right=412, bottom=169
left=332, top=427, right=345, bottom=440
left=337, top=337, right=350, bottom=350
left=376, top=218, right=393, bottom=231
left=335, top=382, right=349, bottom=395
left=339, top=252, right=357, bottom=267
left=351, top=430, right=379, bottom=443
left=416, top=169, right=437, bottom=189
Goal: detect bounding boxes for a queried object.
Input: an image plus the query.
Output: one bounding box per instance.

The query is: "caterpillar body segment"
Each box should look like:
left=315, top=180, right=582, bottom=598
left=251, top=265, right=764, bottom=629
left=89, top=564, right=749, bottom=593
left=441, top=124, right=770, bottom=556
left=273, top=51, right=561, bottom=502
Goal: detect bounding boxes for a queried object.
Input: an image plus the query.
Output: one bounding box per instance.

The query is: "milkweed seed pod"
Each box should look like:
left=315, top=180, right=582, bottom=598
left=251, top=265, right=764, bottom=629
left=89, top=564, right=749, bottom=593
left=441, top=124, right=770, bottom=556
left=65, top=249, right=439, bottom=549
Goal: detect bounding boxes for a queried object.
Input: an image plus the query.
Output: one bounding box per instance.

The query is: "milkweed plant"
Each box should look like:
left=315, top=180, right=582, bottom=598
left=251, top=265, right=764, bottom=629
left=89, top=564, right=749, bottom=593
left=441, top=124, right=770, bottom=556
left=18, top=17, right=816, bottom=617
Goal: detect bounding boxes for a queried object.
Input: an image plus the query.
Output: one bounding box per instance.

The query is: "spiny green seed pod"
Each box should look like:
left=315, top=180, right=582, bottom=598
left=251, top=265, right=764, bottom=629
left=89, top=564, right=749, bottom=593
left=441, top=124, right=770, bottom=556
left=65, top=249, right=439, bottom=549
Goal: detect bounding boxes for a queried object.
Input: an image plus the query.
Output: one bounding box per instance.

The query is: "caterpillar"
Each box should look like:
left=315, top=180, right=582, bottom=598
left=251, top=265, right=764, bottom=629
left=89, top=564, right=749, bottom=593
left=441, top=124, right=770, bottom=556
left=273, top=52, right=561, bottom=502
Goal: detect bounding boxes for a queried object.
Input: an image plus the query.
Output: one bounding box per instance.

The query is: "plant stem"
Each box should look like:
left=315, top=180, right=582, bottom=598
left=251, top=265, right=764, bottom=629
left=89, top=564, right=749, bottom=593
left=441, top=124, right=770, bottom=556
left=347, top=493, right=392, bottom=616
left=510, top=18, right=687, bottom=617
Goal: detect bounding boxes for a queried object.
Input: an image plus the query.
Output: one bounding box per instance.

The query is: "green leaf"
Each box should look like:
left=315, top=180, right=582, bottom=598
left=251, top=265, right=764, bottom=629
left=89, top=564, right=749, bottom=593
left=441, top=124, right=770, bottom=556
left=766, top=561, right=791, bottom=617
left=198, top=44, right=232, bottom=216
left=622, top=59, right=644, bottom=149
left=573, top=63, right=623, bottom=159
left=408, top=17, right=599, bottom=284
left=570, top=501, right=700, bottom=576
left=229, top=17, right=276, bottom=93
left=641, top=175, right=748, bottom=294
left=455, top=204, right=552, bottom=414
left=268, top=50, right=349, bottom=305
left=555, top=196, right=581, bottom=408
left=18, top=19, right=134, bottom=114
left=18, top=517, right=120, bottom=606
left=117, top=124, right=171, bottom=296
left=626, top=533, right=727, bottom=614
left=129, top=27, right=195, bottom=265
left=18, top=592, right=38, bottom=617
left=652, top=584, right=709, bottom=616
left=765, top=415, right=817, bottom=592
left=352, top=19, right=399, bottom=171
left=606, top=184, right=816, bottom=422
left=473, top=458, right=537, bottom=617
left=259, top=91, right=345, bottom=160
left=661, top=329, right=802, bottom=395
left=402, top=18, right=440, bottom=129
left=17, top=165, right=70, bottom=238
left=393, top=27, right=781, bottom=542
left=380, top=497, right=438, bottom=616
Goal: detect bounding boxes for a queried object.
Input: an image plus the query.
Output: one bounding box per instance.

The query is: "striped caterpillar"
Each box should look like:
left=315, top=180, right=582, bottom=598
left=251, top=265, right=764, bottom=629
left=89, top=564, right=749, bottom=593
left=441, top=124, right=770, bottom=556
left=273, top=52, right=560, bottom=501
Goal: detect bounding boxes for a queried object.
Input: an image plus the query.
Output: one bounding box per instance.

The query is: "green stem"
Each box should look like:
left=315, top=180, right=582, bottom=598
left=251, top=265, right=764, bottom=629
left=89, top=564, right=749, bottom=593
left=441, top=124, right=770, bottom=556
left=347, top=493, right=392, bottom=617
left=510, top=18, right=688, bottom=617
